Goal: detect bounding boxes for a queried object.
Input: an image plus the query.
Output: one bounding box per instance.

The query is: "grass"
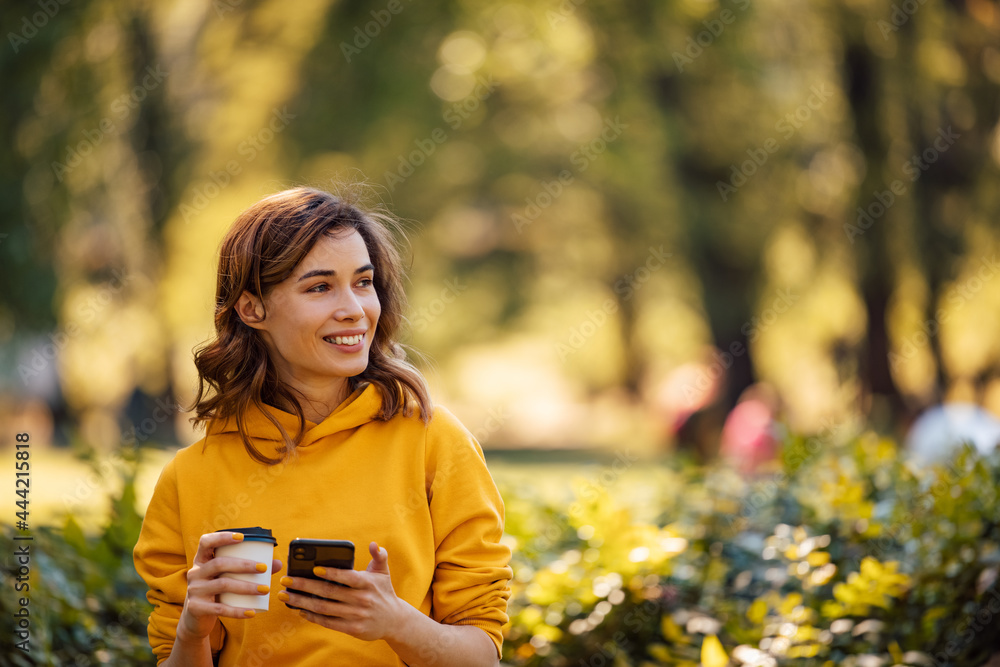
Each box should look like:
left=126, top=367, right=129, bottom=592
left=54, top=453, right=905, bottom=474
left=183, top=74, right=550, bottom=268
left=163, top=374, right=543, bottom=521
left=8, top=445, right=173, bottom=532
left=6, top=446, right=677, bottom=534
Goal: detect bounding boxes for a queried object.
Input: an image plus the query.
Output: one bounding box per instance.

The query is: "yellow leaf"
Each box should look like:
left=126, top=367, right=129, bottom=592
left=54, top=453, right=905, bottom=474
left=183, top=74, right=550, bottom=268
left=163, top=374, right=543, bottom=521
left=806, top=551, right=830, bottom=567
left=860, top=557, right=880, bottom=578
left=779, top=592, right=804, bottom=616
left=820, top=600, right=842, bottom=618
left=747, top=598, right=767, bottom=625
left=889, top=641, right=903, bottom=664
left=661, top=616, right=687, bottom=643
left=923, top=605, right=949, bottom=625
left=701, top=634, right=729, bottom=667
left=648, top=643, right=672, bottom=662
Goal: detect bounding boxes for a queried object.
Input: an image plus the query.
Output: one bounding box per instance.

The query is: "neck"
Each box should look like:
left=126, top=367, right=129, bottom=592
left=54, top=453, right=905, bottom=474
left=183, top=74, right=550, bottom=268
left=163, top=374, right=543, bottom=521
left=270, top=377, right=351, bottom=424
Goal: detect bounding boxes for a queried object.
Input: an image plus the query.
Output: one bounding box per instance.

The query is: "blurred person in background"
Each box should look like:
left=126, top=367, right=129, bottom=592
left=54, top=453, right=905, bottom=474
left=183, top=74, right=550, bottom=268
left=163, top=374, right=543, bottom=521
left=718, top=383, right=783, bottom=473
left=905, top=402, right=1000, bottom=465
left=653, top=358, right=726, bottom=463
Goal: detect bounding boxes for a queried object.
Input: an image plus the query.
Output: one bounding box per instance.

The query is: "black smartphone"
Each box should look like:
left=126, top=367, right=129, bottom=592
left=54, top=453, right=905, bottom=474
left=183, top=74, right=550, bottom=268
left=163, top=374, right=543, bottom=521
left=285, top=539, right=355, bottom=610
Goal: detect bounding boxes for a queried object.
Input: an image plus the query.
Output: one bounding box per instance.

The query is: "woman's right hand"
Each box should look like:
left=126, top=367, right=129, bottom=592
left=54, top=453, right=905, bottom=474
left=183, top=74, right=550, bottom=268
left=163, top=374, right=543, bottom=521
left=175, top=531, right=282, bottom=644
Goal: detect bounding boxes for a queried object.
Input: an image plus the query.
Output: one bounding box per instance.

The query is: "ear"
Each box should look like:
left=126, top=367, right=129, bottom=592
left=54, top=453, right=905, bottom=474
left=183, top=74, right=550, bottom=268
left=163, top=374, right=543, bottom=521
left=235, top=291, right=267, bottom=329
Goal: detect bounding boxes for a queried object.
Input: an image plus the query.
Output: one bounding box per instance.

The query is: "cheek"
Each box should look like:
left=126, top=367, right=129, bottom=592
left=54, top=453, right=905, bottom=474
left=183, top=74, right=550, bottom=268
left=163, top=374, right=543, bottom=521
left=274, top=308, right=319, bottom=347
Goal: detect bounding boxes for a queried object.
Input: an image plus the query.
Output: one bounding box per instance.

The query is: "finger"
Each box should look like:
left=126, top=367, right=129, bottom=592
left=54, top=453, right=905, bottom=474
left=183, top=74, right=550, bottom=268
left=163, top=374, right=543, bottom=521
left=366, top=542, right=389, bottom=574
left=280, top=575, right=355, bottom=602
left=188, top=597, right=260, bottom=620
left=308, top=566, right=365, bottom=588
left=297, top=606, right=364, bottom=632
left=188, top=576, right=271, bottom=599
left=193, top=531, right=245, bottom=565
left=279, top=589, right=352, bottom=618
left=297, top=607, right=354, bottom=632
left=195, top=556, right=271, bottom=581
left=271, top=558, right=283, bottom=574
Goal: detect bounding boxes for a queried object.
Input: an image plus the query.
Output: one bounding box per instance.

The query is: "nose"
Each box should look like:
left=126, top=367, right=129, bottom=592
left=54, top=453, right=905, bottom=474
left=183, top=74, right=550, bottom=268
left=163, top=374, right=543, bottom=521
left=333, top=288, right=364, bottom=322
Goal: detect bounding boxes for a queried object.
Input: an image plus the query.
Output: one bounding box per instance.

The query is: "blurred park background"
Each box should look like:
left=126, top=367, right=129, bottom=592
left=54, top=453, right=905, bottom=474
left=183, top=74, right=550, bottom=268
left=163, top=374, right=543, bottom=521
left=3, top=0, right=1000, bottom=664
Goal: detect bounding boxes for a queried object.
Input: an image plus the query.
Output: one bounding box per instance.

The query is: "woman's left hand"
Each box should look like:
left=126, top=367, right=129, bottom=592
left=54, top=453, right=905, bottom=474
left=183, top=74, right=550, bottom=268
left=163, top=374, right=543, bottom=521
left=279, top=541, right=405, bottom=642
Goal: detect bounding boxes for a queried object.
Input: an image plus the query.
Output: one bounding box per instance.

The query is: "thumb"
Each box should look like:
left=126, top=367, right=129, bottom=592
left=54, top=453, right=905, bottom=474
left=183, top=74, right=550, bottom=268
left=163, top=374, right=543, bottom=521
left=367, top=541, right=390, bottom=574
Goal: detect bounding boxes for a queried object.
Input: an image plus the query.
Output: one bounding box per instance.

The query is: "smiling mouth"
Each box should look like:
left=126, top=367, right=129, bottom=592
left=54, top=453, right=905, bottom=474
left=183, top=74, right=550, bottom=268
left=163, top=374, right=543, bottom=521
left=323, top=334, right=364, bottom=346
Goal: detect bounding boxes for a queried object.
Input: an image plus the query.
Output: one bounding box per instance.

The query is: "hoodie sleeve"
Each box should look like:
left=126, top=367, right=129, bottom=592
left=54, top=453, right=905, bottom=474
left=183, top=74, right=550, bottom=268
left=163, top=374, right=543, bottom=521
left=425, top=407, right=513, bottom=657
left=132, top=456, right=225, bottom=664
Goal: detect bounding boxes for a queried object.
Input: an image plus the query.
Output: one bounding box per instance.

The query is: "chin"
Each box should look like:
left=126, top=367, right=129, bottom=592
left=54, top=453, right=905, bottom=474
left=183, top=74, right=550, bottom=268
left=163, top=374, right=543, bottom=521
left=338, top=360, right=371, bottom=378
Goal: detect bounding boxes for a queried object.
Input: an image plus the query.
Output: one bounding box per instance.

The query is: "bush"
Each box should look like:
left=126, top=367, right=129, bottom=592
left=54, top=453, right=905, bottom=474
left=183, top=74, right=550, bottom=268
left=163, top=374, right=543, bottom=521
left=499, top=434, right=1000, bottom=666
left=0, top=470, right=153, bottom=666
left=3, top=433, right=999, bottom=666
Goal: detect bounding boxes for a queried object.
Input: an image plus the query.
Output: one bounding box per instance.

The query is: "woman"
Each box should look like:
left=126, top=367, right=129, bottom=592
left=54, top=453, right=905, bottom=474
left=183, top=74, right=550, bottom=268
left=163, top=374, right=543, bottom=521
left=133, top=187, right=512, bottom=666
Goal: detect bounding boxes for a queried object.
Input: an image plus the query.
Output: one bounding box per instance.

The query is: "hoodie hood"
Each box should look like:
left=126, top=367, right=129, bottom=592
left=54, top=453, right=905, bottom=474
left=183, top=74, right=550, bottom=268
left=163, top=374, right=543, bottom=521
left=206, top=383, right=382, bottom=449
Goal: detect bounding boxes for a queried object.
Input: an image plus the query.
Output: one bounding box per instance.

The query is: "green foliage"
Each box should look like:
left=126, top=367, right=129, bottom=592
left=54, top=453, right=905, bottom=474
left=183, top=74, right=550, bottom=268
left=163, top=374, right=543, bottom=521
left=3, top=435, right=999, bottom=665
left=0, top=472, right=153, bottom=666
left=500, top=435, right=1000, bottom=666
left=8, top=0, right=1000, bottom=441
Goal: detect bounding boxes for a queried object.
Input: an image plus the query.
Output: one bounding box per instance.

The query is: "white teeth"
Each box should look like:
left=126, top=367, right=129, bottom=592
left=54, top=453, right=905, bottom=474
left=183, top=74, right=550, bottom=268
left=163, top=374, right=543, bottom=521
left=325, top=334, right=363, bottom=346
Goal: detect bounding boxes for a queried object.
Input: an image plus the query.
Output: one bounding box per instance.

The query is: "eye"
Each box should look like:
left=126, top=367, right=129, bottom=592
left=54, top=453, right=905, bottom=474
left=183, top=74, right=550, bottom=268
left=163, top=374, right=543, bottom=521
left=308, top=283, right=329, bottom=293
left=357, top=277, right=374, bottom=288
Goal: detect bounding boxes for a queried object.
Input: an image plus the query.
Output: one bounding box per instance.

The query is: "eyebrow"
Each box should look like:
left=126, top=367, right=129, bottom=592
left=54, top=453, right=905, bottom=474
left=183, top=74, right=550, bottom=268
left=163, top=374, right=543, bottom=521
left=296, top=263, right=375, bottom=283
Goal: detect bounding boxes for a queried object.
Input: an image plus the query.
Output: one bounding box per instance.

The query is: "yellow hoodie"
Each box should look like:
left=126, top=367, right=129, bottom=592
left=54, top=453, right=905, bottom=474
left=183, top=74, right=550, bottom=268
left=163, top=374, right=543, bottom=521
left=133, top=384, right=512, bottom=666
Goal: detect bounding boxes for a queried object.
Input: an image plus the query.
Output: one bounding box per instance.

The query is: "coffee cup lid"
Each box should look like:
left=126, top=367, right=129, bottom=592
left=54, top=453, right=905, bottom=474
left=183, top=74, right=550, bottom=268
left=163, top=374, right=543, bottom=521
left=217, top=526, right=277, bottom=545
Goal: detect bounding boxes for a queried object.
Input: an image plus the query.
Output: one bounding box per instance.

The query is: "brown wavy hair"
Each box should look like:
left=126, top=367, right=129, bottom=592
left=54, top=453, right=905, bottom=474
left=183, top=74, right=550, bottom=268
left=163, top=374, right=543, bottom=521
left=189, top=186, right=432, bottom=464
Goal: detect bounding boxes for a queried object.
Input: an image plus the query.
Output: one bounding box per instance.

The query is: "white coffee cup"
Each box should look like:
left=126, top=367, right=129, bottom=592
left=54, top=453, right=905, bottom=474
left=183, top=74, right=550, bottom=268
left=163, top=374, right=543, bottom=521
left=215, top=527, right=277, bottom=611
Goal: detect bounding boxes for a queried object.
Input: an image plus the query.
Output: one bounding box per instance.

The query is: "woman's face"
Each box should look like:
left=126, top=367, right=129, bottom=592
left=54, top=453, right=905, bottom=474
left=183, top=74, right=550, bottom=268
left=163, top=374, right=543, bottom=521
left=240, top=229, right=381, bottom=398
